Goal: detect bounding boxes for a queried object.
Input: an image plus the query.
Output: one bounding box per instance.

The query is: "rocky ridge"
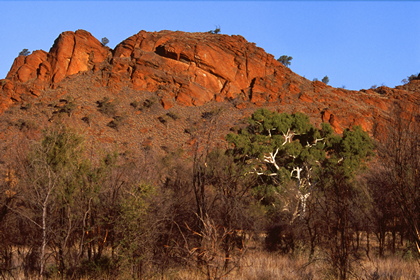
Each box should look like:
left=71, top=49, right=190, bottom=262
left=0, top=29, right=419, bottom=148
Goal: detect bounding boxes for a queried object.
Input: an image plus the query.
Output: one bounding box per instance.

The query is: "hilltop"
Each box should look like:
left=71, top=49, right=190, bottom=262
left=0, top=29, right=419, bottom=159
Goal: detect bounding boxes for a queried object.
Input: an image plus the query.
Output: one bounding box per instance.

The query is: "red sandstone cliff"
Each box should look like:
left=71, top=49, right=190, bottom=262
left=0, top=29, right=419, bottom=138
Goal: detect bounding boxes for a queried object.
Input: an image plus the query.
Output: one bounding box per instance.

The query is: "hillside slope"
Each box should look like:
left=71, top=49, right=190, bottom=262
left=0, top=29, right=419, bottom=159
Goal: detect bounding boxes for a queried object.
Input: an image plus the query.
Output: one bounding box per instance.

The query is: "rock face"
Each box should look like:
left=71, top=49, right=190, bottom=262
left=4, top=30, right=109, bottom=93
left=109, top=30, right=300, bottom=108
left=0, top=29, right=419, bottom=138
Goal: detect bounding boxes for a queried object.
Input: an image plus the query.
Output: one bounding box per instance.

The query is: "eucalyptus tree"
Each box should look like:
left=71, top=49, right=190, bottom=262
left=227, top=109, right=339, bottom=222
left=226, top=109, right=374, bottom=272
left=227, top=110, right=373, bottom=206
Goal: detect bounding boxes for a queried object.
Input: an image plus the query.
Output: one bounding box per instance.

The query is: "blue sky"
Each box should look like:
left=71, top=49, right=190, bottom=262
left=0, top=1, right=419, bottom=90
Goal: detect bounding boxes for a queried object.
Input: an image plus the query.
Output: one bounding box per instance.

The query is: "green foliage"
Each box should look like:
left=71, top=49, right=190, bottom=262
left=107, top=116, right=124, bottom=130
left=115, top=184, right=156, bottom=277
left=143, top=98, right=156, bottom=108
left=129, top=100, right=140, bottom=109
left=52, top=98, right=76, bottom=116
left=39, top=127, right=85, bottom=172
left=19, top=49, right=31, bottom=56
left=322, top=76, right=329, bottom=84
left=326, top=126, right=374, bottom=177
left=166, top=111, right=179, bottom=120
left=14, top=119, right=37, bottom=131
left=97, top=97, right=117, bottom=117
left=226, top=109, right=373, bottom=210
left=21, top=127, right=99, bottom=276
left=81, top=116, right=90, bottom=125
left=130, top=98, right=157, bottom=111
left=101, top=37, right=109, bottom=46
left=73, top=256, right=115, bottom=278
left=277, top=55, right=293, bottom=67
left=227, top=109, right=319, bottom=159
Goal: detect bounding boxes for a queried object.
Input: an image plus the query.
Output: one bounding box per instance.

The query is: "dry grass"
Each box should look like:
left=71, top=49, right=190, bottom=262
left=357, top=257, right=420, bottom=280
left=235, top=251, right=317, bottom=280
left=3, top=249, right=418, bottom=280
left=147, top=250, right=419, bottom=280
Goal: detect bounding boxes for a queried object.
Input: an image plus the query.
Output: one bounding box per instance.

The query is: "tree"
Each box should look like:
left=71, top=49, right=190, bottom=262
left=101, top=37, right=109, bottom=46
left=322, top=76, right=330, bottom=84
left=19, top=49, right=31, bottom=56
left=114, top=184, right=156, bottom=279
left=375, top=104, right=420, bottom=255
left=315, top=168, right=371, bottom=280
left=156, top=108, right=257, bottom=279
left=9, top=127, right=117, bottom=278
left=208, top=26, right=221, bottom=34
left=277, top=55, right=293, bottom=67
left=0, top=167, right=21, bottom=277
left=227, top=109, right=374, bottom=217
left=226, top=109, right=338, bottom=223
left=402, top=72, right=420, bottom=84
left=12, top=127, right=87, bottom=277
left=226, top=109, right=374, bottom=278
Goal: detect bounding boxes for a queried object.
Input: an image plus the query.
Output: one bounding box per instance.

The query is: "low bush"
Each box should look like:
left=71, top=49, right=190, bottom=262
left=97, top=97, right=117, bottom=116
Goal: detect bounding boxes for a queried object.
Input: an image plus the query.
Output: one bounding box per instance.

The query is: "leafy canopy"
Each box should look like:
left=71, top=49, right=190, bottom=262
left=226, top=109, right=374, bottom=195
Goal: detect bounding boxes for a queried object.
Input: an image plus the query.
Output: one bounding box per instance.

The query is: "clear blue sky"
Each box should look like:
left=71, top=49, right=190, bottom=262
left=0, top=1, right=419, bottom=90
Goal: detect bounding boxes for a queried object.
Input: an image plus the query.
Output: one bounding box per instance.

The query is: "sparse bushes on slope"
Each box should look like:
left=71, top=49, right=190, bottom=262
left=97, top=97, right=117, bottom=116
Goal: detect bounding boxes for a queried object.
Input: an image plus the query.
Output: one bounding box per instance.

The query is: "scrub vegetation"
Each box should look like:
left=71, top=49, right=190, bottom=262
left=0, top=108, right=418, bottom=280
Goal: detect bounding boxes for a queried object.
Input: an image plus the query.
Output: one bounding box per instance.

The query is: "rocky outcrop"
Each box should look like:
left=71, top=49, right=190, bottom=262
left=0, top=29, right=419, bottom=137
left=1, top=30, right=302, bottom=106
left=107, top=30, right=305, bottom=108
left=2, top=30, right=110, bottom=100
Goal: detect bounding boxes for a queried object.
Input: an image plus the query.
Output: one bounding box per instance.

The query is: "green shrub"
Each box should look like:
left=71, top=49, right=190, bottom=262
left=101, top=37, right=109, bottom=46
left=107, top=116, right=124, bottom=130
left=72, top=256, right=116, bottom=279
left=143, top=98, right=156, bottom=108
left=59, top=101, right=76, bottom=116
left=408, top=73, right=420, bottom=82
left=166, top=112, right=179, bottom=120
left=20, top=103, right=32, bottom=110
left=81, top=116, right=90, bottom=125
left=277, top=55, right=293, bottom=67
left=14, top=119, right=37, bottom=131
left=130, top=100, right=141, bottom=109
left=97, top=97, right=117, bottom=116
left=19, top=49, right=31, bottom=56
left=158, top=116, right=167, bottom=124
left=208, top=26, right=221, bottom=34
